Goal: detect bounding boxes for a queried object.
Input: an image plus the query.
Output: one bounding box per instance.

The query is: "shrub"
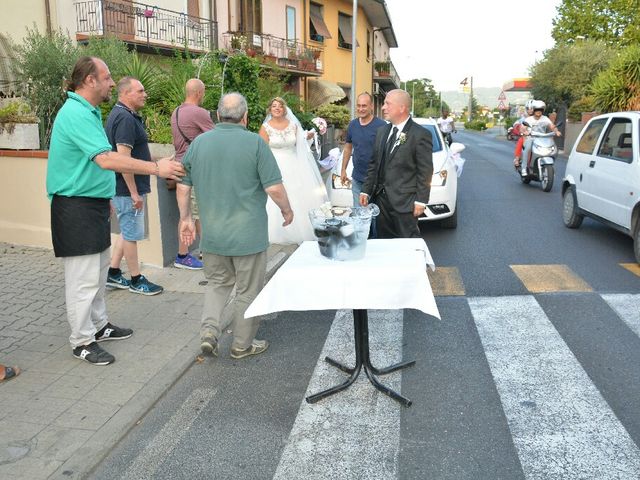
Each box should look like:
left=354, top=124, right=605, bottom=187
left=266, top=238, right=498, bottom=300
left=313, top=103, right=350, bottom=129
left=464, top=119, right=487, bottom=131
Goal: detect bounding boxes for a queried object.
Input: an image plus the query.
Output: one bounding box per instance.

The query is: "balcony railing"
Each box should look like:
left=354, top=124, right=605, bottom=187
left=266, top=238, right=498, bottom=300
left=75, top=0, right=217, bottom=53
left=221, top=31, right=323, bottom=75
left=373, top=59, right=400, bottom=88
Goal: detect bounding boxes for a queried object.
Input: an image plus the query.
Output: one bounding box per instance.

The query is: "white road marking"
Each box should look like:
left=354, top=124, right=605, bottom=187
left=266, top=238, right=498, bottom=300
left=602, top=294, right=640, bottom=337
left=468, top=295, right=640, bottom=479
left=123, top=388, right=215, bottom=479
left=273, top=309, right=404, bottom=480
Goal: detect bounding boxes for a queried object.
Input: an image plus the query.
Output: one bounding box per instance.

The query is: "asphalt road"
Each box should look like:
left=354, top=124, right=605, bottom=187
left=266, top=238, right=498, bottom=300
left=92, top=129, right=640, bottom=480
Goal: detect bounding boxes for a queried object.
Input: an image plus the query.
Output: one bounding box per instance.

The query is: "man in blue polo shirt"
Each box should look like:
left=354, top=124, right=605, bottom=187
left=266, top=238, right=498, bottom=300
left=341, top=92, right=386, bottom=206
left=47, top=56, right=184, bottom=365
left=105, top=77, right=163, bottom=296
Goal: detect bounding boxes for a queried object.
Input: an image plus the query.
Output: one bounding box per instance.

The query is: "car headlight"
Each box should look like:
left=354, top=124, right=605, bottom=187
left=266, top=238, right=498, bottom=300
left=431, top=169, right=448, bottom=187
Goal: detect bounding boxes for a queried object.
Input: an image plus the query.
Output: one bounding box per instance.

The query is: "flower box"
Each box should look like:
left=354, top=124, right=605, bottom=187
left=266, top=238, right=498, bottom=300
left=0, top=123, right=40, bottom=150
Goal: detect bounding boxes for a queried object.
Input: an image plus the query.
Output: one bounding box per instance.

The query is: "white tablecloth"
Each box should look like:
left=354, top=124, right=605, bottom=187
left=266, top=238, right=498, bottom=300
left=245, top=239, right=440, bottom=319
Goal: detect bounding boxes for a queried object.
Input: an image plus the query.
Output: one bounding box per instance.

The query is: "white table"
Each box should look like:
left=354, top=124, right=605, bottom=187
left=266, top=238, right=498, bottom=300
left=245, top=238, right=440, bottom=406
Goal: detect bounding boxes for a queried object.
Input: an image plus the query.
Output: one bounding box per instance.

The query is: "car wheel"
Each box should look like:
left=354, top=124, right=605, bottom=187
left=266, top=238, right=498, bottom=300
left=562, top=186, right=583, bottom=228
left=440, top=205, right=458, bottom=229
left=634, top=225, right=640, bottom=264
left=541, top=165, right=554, bottom=192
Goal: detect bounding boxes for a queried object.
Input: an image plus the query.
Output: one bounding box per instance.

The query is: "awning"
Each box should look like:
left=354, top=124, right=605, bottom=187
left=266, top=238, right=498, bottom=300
left=0, top=34, right=19, bottom=97
left=307, top=78, right=346, bottom=108
left=337, top=14, right=359, bottom=47
left=309, top=3, right=332, bottom=39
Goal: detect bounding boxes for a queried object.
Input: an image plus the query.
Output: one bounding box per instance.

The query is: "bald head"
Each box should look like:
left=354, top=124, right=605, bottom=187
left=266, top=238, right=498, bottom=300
left=185, top=78, right=205, bottom=105
left=382, top=89, right=411, bottom=124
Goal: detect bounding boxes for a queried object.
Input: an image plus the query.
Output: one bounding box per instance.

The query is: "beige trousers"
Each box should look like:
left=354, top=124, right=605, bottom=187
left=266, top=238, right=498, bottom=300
left=201, top=250, right=266, bottom=350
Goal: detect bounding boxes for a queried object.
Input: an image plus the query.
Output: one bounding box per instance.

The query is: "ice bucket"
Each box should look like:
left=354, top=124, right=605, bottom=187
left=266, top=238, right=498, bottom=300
left=308, top=204, right=379, bottom=261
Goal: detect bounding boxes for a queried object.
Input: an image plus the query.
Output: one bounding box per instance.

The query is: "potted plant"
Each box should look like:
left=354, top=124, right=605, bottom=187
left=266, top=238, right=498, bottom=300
left=230, top=34, right=248, bottom=51
left=0, top=100, right=40, bottom=150
left=374, top=61, right=390, bottom=76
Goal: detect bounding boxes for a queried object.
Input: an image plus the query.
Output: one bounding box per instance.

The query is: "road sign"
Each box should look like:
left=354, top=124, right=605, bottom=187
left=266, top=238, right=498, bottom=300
left=498, top=100, right=507, bottom=110
left=498, top=91, right=507, bottom=100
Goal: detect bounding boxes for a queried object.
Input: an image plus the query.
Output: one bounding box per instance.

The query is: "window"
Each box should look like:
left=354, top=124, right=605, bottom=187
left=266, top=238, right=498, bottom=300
left=239, top=0, right=262, bottom=33
left=597, top=118, right=634, bottom=163
left=338, top=13, right=353, bottom=49
left=309, top=2, right=331, bottom=42
left=286, top=6, right=296, bottom=45
left=575, top=118, right=606, bottom=154
left=366, top=29, right=371, bottom=59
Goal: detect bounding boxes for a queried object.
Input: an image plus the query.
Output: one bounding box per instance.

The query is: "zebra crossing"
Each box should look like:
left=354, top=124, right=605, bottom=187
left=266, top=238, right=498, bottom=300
left=94, top=268, right=640, bottom=479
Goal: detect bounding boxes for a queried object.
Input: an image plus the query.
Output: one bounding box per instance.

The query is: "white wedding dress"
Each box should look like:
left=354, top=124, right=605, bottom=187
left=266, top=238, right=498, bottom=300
left=264, top=122, right=328, bottom=244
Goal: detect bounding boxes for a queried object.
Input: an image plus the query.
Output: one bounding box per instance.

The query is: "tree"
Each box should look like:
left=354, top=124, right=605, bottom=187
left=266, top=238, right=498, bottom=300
left=405, top=78, right=444, bottom=117
left=552, top=0, right=640, bottom=46
left=529, top=39, right=612, bottom=111
left=13, top=27, right=78, bottom=148
left=591, top=43, right=640, bottom=111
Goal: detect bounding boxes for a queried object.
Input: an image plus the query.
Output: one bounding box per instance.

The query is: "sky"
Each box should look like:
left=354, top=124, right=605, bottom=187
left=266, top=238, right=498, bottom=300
left=384, top=0, right=562, bottom=92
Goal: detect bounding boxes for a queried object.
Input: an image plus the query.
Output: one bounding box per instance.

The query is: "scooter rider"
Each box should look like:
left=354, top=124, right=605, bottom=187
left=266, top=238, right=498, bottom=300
left=513, top=100, right=534, bottom=168
left=437, top=109, right=456, bottom=146
left=520, top=100, right=561, bottom=177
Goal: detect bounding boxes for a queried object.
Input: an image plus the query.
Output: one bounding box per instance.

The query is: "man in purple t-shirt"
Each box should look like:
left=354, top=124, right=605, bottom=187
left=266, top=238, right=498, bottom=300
left=170, top=78, right=214, bottom=269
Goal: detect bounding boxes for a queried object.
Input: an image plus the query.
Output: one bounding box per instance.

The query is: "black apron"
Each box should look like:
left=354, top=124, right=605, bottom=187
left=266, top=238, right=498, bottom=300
left=51, top=195, right=111, bottom=257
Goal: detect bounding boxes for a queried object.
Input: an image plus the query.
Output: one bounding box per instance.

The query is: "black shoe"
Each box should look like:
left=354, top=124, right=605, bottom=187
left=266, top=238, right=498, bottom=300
left=96, top=323, right=133, bottom=342
left=73, top=342, right=115, bottom=365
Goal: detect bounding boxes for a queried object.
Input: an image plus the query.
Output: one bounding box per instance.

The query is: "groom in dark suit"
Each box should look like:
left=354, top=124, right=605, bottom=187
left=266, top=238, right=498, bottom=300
left=359, top=89, right=433, bottom=238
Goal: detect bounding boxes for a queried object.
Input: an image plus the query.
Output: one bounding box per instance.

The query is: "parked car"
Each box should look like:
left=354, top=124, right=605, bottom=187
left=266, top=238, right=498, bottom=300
left=561, top=111, right=640, bottom=262
left=413, top=117, right=461, bottom=229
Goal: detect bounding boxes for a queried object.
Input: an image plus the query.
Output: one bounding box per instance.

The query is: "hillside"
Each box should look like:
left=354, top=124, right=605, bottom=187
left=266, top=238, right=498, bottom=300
left=441, top=87, right=531, bottom=114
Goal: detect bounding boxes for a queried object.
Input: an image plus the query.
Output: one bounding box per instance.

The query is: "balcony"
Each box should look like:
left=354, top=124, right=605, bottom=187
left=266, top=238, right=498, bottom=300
left=74, top=0, right=217, bottom=54
left=373, top=59, right=400, bottom=89
left=221, top=31, right=323, bottom=77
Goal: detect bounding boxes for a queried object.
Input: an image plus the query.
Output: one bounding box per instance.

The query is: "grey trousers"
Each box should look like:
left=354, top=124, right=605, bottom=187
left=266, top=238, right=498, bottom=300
left=63, top=248, right=110, bottom=347
left=201, top=250, right=266, bottom=350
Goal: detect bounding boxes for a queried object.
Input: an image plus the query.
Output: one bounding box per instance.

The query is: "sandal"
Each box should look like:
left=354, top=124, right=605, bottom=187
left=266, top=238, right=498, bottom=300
left=0, top=365, right=20, bottom=382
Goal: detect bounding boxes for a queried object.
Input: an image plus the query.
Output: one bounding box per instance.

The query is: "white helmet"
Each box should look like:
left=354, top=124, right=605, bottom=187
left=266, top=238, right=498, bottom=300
left=525, top=99, right=535, bottom=110
left=531, top=100, right=546, bottom=111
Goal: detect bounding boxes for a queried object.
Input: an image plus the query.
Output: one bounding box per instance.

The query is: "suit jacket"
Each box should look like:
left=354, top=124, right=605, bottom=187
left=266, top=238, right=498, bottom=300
left=362, top=118, right=434, bottom=213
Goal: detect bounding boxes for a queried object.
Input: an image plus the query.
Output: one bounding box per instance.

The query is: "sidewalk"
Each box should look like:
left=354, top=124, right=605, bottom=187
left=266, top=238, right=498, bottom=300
left=0, top=242, right=296, bottom=479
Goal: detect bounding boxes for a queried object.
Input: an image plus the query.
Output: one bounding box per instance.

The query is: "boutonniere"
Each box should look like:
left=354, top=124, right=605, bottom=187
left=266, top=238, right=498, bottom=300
left=397, top=132, right=407, bottom=145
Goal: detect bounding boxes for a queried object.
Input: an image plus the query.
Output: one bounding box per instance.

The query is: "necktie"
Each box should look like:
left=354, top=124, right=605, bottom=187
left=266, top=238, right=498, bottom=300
left=386, top=126, right=398, bottom=157
left=378, top=126, right=398, bottom=184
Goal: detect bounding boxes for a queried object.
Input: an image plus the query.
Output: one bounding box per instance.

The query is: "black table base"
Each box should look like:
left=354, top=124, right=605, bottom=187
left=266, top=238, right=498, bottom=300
left=305, top=309, right=415, bottom=407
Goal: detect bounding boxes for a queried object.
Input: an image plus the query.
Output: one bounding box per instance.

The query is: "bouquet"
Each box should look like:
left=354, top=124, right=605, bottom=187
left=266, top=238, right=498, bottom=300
left=311, top=117, right=328, bottom=136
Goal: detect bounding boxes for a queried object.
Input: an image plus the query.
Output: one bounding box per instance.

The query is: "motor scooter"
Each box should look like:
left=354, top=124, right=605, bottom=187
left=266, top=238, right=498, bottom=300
left=515, top=128, right=557, bottom=192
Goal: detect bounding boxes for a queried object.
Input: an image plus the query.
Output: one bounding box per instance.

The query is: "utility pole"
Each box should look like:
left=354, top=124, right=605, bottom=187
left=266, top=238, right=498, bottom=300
left=468, top=76, right=473, bottom=122
left=350, top=0, right=358, bottom=118
left=411, top=81, right=415, bottom=115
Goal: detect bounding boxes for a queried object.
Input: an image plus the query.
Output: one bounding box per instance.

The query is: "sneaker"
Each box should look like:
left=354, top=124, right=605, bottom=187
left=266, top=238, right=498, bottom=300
left=200, top=335, right=218, bottom=357
left=174, top=253, right=203, bottom=270
left=107, top=272, right=130, bottom=289
left=129, top=275, right=163, bottom=296
left=73, top=342, right=115, bottom=365
left=96, top=322, right=133, bottom=342
left=230, top=339, right=269, bottom=359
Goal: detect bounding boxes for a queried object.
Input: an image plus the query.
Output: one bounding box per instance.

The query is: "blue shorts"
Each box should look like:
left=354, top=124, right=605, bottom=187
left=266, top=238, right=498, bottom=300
left=112, top=195, right=146, bottom=241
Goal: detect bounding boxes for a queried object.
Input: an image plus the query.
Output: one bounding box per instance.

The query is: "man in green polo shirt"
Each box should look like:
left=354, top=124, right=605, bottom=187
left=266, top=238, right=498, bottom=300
left=177, top=92, right=293, bottom=359
left=46, top=56, right=184, bottom=365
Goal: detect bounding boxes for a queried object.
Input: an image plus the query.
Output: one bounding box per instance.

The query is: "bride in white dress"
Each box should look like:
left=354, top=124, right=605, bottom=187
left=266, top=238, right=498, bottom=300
left=259, top=97, right=328, bottom=244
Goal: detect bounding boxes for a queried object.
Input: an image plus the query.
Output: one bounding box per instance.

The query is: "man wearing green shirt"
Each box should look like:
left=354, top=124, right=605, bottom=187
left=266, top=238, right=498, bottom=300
left=177, top=92, right=293, bottom=359
left=47, top=56, right=184, bottom=365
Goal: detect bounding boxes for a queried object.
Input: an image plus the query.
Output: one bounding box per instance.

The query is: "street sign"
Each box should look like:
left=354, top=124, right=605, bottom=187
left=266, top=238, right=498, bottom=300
left=498, top=91, right=507, bottom=100
left=498, top=100, right=507, bottom=110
